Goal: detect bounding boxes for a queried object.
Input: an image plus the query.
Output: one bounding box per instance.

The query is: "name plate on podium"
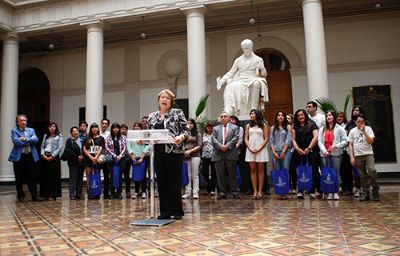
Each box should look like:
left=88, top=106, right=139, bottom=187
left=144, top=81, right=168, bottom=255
left=127, top=129, right=173, bottom=143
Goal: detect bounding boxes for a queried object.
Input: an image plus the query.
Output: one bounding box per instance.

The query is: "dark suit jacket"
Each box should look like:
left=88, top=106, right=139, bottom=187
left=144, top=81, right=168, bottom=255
left=211, top=123, right=239, bottom=161
left=64, top=138, right=82, bottom=167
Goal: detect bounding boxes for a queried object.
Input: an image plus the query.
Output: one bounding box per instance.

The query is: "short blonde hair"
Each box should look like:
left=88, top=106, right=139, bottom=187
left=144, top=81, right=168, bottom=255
left=157, top=89, right=176, bottom=104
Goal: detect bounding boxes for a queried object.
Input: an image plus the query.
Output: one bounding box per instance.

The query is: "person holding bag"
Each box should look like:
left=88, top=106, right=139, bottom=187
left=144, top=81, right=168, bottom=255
left=63, top=126, right=84, bottom=200
left=105, top=123, right=127, bottom=199
left=270, top=111, right=292, bottom=198
left=83, top=123, right=105, bottom=199
left=40, top=122, right=63, bottom=200
left=292, top=109, right=319, bottom=199
left=318, top=110, right=348, bottom=200
left=127, top=122, right=149, bottom=199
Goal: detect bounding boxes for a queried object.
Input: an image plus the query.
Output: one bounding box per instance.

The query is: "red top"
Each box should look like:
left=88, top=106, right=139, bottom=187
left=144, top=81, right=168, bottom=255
left=324, top=130, right=334, bottom=150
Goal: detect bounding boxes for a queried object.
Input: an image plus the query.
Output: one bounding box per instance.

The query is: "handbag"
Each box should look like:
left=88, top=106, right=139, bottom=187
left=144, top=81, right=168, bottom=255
left=236, top=165, right=242, bottom=187
left=182, top=161, right=189, bottom=186
left=297, top=158, right=313, bottom=192
left=112, top=161, right=120, bottom=189
left=272, top=168, right=290, bottom=195
left=320, top=166, right=338, bottom=193
left=132, top=161, right=146, bottom=182
left=89, top=167, right=102, bottom=197
left=60, top=149, right=68, bottom=161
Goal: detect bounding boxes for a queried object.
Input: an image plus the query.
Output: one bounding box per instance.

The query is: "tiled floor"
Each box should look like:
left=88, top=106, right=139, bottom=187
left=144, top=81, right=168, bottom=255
left=0, top=185, right=399, bottom=255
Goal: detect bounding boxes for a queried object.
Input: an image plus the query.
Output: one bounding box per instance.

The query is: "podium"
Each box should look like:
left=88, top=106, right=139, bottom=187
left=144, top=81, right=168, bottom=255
left=127, top=129, right=176, bottom=226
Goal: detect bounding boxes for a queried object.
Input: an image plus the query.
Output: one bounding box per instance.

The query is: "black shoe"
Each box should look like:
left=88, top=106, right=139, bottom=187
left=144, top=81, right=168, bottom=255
left=232, top=194, right=240, bottom=199
left=32, top=196, right=43, bottom=202
left=126, top=191, right=131, bottom=198
left=17, top=197, right=25, bottom=202
left=343, top=191, right=352, bottom=196
left=173, top=215, right=182, bottom=220
left=217, top=194, right=227, bottom=200
left=157, top=214, right=171, bottom=220
left=371, top=191, right=380, bottom=201
left=116, top=194, right=123, bottom=199
left=76, top=195, right=84, bottom=200
left=103, top=193, right=111, bottom=199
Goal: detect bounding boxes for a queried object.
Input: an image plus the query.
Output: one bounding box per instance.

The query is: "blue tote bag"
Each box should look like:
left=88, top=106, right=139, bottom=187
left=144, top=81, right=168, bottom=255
left=320, top=166, right=338, bottom=193
left=89, top=168, right=102, bottom=197
left=132, top=161, right=146, bottom=182
left=272, top=168, right=290, bottom=195
left=112, top=162, right=120, bottom=189
left=297, top=158, right=313, bottom=192
left=182, top=161, right=189, bottom=186
left=236, top=165, right=242, bottom=187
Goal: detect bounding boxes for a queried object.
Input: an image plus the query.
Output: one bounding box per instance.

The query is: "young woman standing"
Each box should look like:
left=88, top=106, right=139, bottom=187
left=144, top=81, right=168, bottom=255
left=245, top=109, right=269, bottom=199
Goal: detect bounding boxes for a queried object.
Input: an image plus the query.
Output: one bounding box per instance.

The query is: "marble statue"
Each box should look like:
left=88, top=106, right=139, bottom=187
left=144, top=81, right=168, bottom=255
left=217, top=39, right=268, bottom=116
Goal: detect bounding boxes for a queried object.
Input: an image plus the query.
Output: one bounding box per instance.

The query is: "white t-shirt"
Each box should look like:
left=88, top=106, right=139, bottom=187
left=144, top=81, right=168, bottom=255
left=100, top=130, right=110, bottom=140
left=348, top=126, right=375, bottom=156
left=309, top=113, right=325, bottom=129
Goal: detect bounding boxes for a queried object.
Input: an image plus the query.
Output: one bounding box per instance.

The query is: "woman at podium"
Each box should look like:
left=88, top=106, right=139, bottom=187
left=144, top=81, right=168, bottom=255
left=148, top=89, right=189, bottom=220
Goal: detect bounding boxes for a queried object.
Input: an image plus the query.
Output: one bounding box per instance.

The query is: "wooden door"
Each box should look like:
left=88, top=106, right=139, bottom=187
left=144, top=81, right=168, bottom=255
left=256, top=49, right=293, bottom=125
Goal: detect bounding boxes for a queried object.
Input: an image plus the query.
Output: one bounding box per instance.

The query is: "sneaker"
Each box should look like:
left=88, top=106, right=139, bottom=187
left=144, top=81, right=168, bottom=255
left=297, top=192, right=304, bottom=199
left=353, top=188, right=360, bottom=197
left=327, top=193, right=333, bottom=200
left=210, top=191, right=216, bottom=196
left=333, top=193, right=339, bottom=200
left=141, top=192, right=147, bottom=199
left=131, top=193, right=138, bottom=199
left=182, top=193, right=191, bottom=199
left=193, top=193, right=199, bottom=199
left=359, top=193, right=370, bottom=202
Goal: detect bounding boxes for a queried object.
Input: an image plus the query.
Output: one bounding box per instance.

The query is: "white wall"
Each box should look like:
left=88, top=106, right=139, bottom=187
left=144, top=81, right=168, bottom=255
left=14, top=16, right=400, bottom=174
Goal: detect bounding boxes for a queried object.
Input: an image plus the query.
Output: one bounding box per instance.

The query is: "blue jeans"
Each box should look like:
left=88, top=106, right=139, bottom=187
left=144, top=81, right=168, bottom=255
left=272, top=151, right=291, bottom=170
left=321, top=155, right=342, bottom=192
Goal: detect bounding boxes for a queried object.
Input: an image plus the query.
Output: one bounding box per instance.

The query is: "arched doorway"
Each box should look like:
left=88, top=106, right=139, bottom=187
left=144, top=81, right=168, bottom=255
left=18, top=68, right=50, bottom=146
left=255, top=48, right=293, bottom=124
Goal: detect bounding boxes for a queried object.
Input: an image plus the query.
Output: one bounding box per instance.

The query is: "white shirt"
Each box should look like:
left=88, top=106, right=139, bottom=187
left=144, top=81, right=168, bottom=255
left=309, top=113, right=325, bottom=129
left=348, top=126, right=375, bottom=156
left=100, top=130, right=110, bottom=140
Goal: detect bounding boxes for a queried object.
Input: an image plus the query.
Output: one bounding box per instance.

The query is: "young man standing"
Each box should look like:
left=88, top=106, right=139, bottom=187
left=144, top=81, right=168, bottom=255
left=306, top=101, right=325, bottom=129
left=348, top=114, right=379, bottom=201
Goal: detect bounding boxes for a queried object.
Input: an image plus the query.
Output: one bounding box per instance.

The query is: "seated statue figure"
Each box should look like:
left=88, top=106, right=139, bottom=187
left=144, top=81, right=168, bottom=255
left=217, top=39, right=268, bottom=116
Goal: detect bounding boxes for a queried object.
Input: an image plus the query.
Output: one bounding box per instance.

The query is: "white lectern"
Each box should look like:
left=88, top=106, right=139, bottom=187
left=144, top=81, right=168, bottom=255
left=127, top=129, right=176, bottom=226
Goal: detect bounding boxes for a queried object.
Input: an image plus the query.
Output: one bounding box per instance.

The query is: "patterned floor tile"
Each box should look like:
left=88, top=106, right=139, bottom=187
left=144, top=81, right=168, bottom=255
left=0, top=186, right=398, bottom=256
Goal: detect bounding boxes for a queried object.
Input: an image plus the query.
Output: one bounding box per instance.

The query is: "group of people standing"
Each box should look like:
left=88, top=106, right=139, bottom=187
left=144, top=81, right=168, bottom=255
left=9, top=92, right=380, bottom=221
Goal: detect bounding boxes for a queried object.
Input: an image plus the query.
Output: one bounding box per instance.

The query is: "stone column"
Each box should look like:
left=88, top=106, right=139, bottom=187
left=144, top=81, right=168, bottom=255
left=0, top=33, right=19, bottom=181
left=84, top=22, right=104, bottom=125
left=183, top=6, right=207, bottom=118
left=302, top=0, right=329, bottom=100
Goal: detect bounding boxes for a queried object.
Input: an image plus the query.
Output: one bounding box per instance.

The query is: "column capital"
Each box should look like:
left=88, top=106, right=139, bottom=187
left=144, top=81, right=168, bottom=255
left=2, top=32, right=19, bottom=43
left=300, top=0, right=321, bottom=6
left=80, top=20, right=111, bottom=31
left=180, top=5, right=206, bottom=16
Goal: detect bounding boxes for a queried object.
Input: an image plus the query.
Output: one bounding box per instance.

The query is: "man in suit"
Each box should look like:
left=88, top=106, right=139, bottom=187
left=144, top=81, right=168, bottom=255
left=212, top=111, right=240, bottom=199
left=8, top=114, right=42, bottom=202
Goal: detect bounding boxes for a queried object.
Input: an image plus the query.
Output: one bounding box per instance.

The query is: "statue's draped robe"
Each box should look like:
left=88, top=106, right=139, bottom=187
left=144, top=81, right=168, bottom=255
left=221, top=54, right=268, bottom=115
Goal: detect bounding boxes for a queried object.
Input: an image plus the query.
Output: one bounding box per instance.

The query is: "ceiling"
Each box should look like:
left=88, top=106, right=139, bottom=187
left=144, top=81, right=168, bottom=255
left=10, top=0, right=400, bottom=55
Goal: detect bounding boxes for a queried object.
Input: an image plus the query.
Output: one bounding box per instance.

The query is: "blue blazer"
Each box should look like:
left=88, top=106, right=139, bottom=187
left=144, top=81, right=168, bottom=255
left=8, top=127, right=39, bottom=162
